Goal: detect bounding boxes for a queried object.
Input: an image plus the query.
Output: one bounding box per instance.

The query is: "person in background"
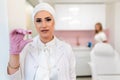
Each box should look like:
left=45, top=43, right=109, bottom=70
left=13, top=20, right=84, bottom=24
left=94, top=22, right=107, bottom=43
left=7, top=3, right=76, bottom=80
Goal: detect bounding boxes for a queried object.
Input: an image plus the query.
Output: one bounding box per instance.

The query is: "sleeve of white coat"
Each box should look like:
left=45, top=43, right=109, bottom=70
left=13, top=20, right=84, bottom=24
left=7, top=68, right=22, bottom=80
left=101, top=32, right=107, bottom=41
left=7, top=43, right=31, bottom=80
left=69, top=46, right=76, bottom=80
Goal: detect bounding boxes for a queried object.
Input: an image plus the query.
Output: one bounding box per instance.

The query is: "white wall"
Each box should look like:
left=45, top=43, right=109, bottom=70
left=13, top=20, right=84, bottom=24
left=115, top=2, right=120, bottom=53
left=55, top=4, right=106, bottom=30
left=106, top=1, right=120, bottom=53
left=0, top=0, right=9, bottom=80
left=7, top=0, right=26, bottom=30
left=106, top=3, right=115, bottom=47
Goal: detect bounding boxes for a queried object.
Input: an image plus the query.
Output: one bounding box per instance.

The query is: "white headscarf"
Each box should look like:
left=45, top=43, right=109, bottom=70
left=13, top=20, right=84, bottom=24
left=32, top=3, right=56, bottom=23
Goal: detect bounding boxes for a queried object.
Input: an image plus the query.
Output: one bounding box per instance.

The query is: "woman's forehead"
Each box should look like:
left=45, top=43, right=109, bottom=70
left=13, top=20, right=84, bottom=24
left=35, top=10, right=53, bottom=18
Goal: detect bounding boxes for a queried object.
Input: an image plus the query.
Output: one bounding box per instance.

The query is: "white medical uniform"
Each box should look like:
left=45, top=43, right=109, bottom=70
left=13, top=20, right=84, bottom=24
left=8, top=36, right=76, bottom=80
left=94, top=32, right=107, bottom=43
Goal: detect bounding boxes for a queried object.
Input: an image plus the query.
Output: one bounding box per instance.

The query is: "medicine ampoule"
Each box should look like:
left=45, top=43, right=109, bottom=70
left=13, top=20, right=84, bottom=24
left=27, top=30, right=32, bottom=39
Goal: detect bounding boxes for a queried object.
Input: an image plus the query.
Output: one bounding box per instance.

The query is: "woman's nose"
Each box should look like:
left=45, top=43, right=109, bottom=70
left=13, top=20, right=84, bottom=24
left=41, top=21, right=47, bottom=28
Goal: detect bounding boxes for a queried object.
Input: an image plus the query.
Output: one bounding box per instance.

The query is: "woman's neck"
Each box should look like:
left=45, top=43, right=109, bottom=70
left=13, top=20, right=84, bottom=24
left=40, top=36, right=54, bottom=44
left=96, top=30, right=103, bottom=34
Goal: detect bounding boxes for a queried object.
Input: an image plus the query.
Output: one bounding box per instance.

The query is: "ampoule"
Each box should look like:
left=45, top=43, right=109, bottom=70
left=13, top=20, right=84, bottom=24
left=27, top=30, right=32, bottom=39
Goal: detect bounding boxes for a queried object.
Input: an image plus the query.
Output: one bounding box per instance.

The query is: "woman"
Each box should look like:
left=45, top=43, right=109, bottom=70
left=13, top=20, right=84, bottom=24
left=7, top=3, right=76, bottom=80
left=94, top=22, right=107, bottom=43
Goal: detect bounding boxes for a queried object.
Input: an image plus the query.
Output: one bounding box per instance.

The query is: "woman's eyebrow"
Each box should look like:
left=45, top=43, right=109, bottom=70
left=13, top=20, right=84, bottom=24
left=36, top=18, right=42, bottom=20
left=45, top=17, right=51, bottom=19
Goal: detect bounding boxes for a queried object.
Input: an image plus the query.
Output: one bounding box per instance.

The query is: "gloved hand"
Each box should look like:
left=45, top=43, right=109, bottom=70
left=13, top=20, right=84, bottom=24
left=9, top=29, right=32, bottom=54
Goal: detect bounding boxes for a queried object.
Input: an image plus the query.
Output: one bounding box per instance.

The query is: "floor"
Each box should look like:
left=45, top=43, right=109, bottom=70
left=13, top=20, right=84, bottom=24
left=76, top=76, right=91, bottom=80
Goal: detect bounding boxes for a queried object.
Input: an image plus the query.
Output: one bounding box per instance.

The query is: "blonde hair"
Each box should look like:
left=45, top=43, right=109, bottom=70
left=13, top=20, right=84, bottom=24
left=95, top=22, right=103, bottom=34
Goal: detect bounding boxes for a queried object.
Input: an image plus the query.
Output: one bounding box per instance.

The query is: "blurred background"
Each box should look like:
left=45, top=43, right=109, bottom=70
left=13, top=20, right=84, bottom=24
left=6, top=0, right=120, bottom=48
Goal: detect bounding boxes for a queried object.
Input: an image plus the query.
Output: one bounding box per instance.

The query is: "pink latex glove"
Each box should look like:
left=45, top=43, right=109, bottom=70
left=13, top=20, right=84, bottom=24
left=9, top=29, right=32, bottom=54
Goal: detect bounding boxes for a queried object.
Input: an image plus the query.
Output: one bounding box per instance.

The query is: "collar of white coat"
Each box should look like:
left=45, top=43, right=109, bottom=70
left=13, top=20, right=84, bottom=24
left=33, top=35, right=57, bottom=48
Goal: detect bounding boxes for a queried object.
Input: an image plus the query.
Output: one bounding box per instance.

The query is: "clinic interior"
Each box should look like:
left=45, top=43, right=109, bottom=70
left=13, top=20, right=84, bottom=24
left=6, top=0, right=120, bottom=80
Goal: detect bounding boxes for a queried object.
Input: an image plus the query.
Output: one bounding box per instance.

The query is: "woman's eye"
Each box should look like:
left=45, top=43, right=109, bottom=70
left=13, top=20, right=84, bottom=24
left=36, top=18, right=42, bottom=22
left=46, top=18, right=52, bottom=22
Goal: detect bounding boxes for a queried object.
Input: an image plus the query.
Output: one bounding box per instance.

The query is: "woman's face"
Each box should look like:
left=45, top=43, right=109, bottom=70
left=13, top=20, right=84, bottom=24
left=34, top=10, right=55, bottom=39
left=95, top=24, right=101, bottom=32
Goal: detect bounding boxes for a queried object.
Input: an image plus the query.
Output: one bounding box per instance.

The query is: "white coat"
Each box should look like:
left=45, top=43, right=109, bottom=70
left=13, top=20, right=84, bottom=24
left=8, top=36, right=76, bottom=80
left=94, top=32, right=107, bottom=43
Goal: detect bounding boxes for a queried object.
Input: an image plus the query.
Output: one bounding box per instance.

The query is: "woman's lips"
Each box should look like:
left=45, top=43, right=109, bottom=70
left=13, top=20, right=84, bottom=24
left=41, top=29, right=49, bottom=33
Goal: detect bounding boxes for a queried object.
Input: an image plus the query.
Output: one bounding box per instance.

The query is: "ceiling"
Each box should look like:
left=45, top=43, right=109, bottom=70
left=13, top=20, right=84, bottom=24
left=26, top=0, right=120, bottom=7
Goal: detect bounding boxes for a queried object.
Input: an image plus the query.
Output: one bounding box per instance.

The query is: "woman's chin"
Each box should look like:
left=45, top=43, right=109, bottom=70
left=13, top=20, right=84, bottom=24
left=41, top=34, right=50, bottom=39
